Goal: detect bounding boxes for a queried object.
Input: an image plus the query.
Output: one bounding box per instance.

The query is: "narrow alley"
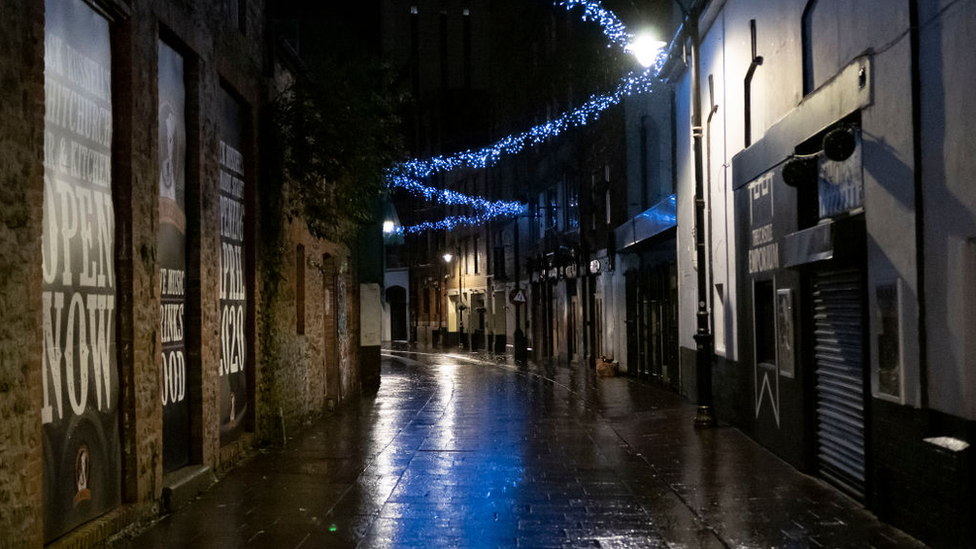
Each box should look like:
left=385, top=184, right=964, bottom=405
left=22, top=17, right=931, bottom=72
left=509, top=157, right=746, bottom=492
left=118, top=351, right=924, bottom=549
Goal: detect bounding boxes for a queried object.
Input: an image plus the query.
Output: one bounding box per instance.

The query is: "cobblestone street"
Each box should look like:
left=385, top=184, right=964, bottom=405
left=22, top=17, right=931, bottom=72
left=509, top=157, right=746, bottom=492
left=119, top=351, right=926, bottom=548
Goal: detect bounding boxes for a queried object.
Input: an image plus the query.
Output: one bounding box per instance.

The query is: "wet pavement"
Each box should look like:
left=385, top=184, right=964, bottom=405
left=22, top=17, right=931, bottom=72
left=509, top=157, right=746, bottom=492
left=119, top=349, right=927, bottom=548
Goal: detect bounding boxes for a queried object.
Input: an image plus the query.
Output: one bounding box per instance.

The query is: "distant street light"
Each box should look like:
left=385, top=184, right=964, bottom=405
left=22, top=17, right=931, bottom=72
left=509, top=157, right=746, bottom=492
left=443, top=250, right=464, bottom=349
left=626, top=32, right=667, bottom=68
left=383, top=220, right=396, bottom=234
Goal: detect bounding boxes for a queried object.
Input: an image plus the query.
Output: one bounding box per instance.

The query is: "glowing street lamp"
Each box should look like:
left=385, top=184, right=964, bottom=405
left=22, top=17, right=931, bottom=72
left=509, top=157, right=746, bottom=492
left=625, top=32, right=667, bottom=68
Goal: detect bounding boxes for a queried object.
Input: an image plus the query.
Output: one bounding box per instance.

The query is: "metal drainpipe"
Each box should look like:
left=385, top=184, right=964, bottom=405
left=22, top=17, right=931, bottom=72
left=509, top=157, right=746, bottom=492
left=908, top=0, right=928, bottom=409
left=690, top=13, right=716, bottom=427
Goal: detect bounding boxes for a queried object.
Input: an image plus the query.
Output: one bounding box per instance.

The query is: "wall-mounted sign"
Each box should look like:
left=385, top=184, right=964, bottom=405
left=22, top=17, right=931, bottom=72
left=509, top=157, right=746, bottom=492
left=565, top=264, right=578, bottom=279
left=42, top=0, right=121, bottom=541
left=747, top=172, right=779, bottom=275
left=819, top=132, right=863, bottom=218
left=218, top=87, right=247, bottom=445
left=589, top=259, right=601, bottom=274
left=510, top=288, right=526, bottom=304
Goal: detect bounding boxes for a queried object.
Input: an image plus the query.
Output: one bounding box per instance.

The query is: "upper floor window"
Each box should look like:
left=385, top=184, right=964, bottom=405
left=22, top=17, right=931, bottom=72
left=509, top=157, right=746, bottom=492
left=228, top=0, right=246, bottom=34
left=566, top=176, right=579, bottom=231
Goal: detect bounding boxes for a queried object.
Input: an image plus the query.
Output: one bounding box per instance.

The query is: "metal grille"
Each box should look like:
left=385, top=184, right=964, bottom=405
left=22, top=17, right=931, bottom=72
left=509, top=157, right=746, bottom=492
left=812, top=269, right=866, bottom=500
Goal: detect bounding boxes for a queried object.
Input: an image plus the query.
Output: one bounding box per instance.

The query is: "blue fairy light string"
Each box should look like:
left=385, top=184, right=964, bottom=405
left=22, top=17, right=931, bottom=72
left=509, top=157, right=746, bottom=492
left=397, top=208, right=528, bottom=235
left=556, top=0, right=632, bottom=50
left=393, top=66, right=659, bottom=181
left=387, top=173, right=524, bottom=213
left=391, top=0, right=668, bottom=234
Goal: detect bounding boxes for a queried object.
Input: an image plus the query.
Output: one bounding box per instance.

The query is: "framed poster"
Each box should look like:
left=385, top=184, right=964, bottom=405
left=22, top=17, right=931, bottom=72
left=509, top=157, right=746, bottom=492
left=776, top=288, right=795, bottom=378
left=218, top=87, right=247, bottom=445
left=158, top=39, right=190, bottom=471
left=42, top=0, right=121, bottom=540
left=876, top=281, right=901, bottom=398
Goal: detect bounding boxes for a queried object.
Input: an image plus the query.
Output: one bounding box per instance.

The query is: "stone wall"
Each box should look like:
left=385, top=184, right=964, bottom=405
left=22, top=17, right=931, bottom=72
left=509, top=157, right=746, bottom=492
left=0, top=1, right=367, bottom=546
left=0, top=1, right=45, bottom=547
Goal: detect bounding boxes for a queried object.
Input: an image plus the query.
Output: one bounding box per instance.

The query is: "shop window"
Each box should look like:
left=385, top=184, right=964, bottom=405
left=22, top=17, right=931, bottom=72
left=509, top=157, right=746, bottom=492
left=754, top=280, right=775, bottom=365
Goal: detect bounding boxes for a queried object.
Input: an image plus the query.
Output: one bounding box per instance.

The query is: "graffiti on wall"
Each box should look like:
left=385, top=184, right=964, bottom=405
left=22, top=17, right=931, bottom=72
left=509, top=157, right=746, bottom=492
left=41, top=0, right=121, bottom=540
left=158, top=39, right=190, bottom=471
left=218, top=87, right=247, bottom=445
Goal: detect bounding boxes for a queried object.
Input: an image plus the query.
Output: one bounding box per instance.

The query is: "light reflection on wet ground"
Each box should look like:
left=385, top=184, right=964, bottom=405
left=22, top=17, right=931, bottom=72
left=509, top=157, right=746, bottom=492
left=120, top=350, right=926, bottom=548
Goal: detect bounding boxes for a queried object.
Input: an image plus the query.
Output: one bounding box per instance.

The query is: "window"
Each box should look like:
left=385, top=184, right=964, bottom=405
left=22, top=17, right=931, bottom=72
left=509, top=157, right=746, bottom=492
left=546, top=187, right=558, bottom=230
left=296, top=245, right=305, bottom=334
left=473, top=236, right=480, bottom=273
left=801, top=0, right=817, bottom=95
left=493, top=246, right=506, bottom=280
left=463, top=8, right=471, bottom=89
left=440, top=10, right=448, bottom=89
left=410, top=6, right=420, bottom=99
left=754, top=280, right=775, bottom=364
left=566, top=176, right=579, bottom=230
left=713, top=284, right=726, bottom=355
left=228, top=0, right=246, bottom=33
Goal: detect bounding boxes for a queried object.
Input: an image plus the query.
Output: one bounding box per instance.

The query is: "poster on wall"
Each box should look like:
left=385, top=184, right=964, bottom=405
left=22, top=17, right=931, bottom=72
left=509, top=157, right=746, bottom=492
left=158, top=40, right=190, bottom=471
left=876, top=281, right=901, bottom=398
left=218, top=86, right=247, bottom=445
left=41, top=0, right=121, bottom=541
left=776, top=288, right=795, bottom=378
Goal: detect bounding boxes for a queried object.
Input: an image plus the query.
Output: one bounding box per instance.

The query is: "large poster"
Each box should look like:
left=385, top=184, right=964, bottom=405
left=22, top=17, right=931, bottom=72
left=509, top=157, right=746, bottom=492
left=42, top=0, right=120, bottom=541
left=218, top=87, right=247, bottom=445
left=158, top=40, right=190, bottom=471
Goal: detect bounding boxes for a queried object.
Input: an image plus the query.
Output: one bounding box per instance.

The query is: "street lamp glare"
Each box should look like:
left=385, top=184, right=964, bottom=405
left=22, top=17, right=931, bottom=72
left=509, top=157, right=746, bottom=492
left=442, top=253, right=453, bottom=263
left=383, top=220, right=396, bottom=234
left=626, top=32, right=666, bottom=68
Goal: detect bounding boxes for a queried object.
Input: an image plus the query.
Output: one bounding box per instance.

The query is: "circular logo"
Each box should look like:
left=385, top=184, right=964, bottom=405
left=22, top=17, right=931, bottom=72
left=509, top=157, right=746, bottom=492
left=74, top=444, right=92, bottom=506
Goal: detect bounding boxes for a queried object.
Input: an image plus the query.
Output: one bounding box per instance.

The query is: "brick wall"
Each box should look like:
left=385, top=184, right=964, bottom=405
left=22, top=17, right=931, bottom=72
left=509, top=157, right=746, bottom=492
left=871, top=400, right=976, bottom=548
left=0, top=1, right=45, bottom=546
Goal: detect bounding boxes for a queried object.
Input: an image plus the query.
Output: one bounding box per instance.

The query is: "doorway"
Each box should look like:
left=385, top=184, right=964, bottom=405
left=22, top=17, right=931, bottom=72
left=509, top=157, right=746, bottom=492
left=387, top=285, right=407, bottom=341
left=810, top=267, right=867, bottom=501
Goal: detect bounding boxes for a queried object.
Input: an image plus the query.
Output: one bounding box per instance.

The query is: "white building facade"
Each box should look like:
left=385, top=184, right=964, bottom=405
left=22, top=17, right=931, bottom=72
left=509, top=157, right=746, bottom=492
left=669, top=0, right=976, bottom=545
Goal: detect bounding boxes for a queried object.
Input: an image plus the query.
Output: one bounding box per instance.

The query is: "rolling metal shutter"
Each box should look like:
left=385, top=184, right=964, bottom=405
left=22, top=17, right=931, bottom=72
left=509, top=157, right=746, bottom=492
left=812, top=269, right=866, bottom=501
